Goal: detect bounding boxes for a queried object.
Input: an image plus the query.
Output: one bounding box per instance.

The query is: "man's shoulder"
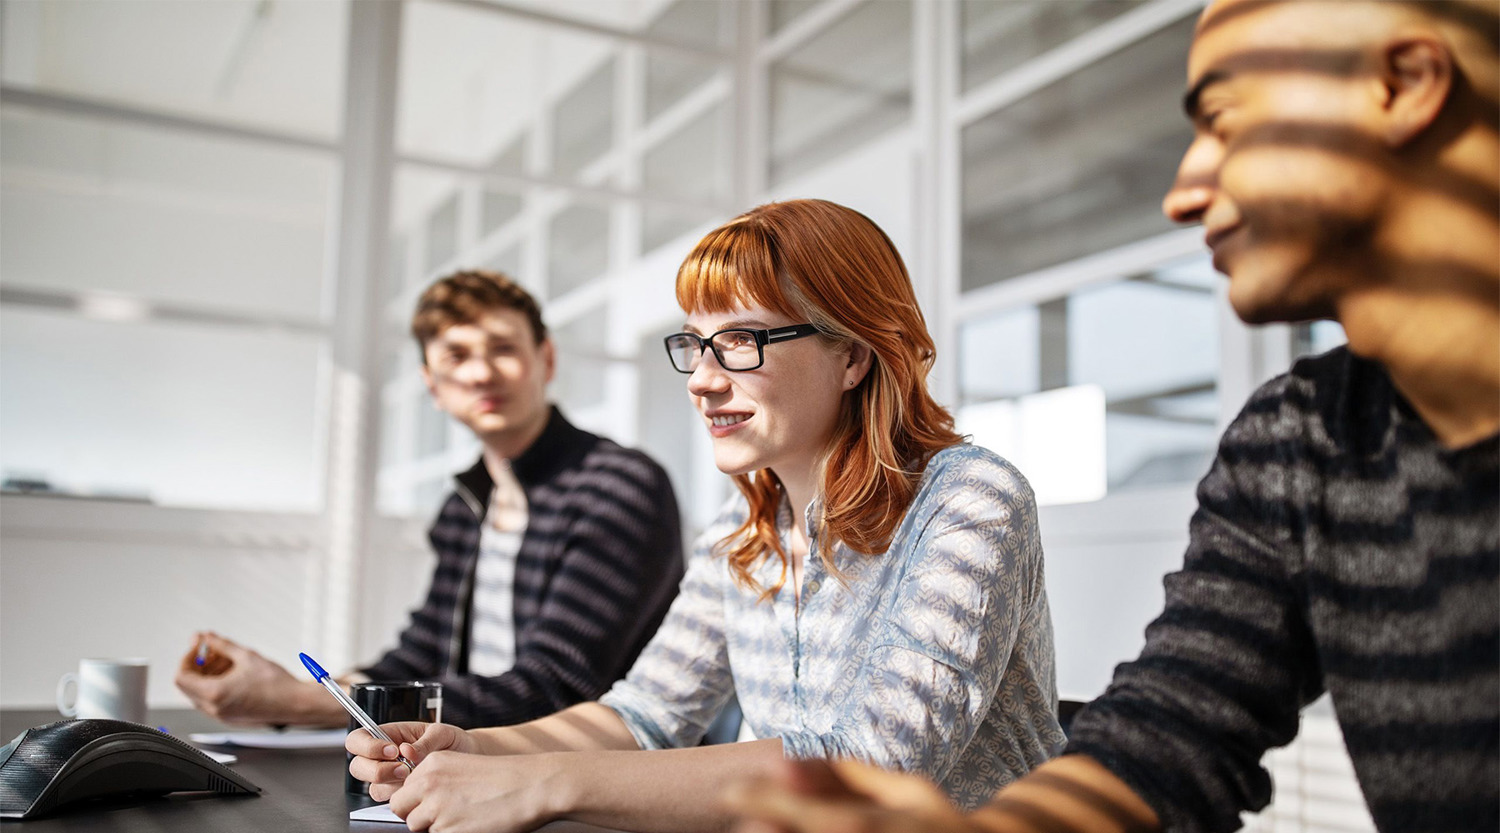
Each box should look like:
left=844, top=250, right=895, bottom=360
left=573, top=434, right=669, bottom=483
left=539, top=430, right=676, bottom=511
left=1225, top=345, right=1391, bottom=457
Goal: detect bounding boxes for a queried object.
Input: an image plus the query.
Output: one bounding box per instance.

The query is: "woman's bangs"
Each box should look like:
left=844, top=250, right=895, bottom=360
left=675, top=223, right=794, bottom=317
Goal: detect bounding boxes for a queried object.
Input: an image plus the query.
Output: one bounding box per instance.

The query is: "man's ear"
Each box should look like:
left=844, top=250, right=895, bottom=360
left=420, top=364, right=441, bottom=405
left=1380, top=36, right=1453, bottom=148
left=540, top=338, right=557, bottom=386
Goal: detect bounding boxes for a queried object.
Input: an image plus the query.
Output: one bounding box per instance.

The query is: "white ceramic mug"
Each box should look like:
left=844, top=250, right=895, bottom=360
left=56, top=658, right=149, bottom=724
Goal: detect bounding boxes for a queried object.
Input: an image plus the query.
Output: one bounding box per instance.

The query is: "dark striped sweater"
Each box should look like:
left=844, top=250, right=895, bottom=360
left=1066, top=347, right=1499, bottom=832
left=361, top=407, right=685, bottom=728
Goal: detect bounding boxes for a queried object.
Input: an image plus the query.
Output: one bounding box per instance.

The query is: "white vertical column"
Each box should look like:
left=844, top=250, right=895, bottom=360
left=617, top=44, right=644, bottom=268
left=734, top=0, right=768, bottom=205
left=528, top=37, right=555, bottom=303
left=319, top=0, right=402, bottom=671
left=914, top=0, right=961, bottom=406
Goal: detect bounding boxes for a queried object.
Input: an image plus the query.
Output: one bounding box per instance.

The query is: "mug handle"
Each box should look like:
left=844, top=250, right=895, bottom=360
left=56, top=672, right=78, bottom=717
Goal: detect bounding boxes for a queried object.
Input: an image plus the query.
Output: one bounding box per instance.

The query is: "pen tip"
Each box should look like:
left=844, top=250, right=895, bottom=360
left=298, top=652, right=327, bottom=681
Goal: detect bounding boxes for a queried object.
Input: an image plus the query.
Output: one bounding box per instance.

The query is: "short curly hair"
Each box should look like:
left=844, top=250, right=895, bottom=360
left=410, top=270, right=548, bottom=359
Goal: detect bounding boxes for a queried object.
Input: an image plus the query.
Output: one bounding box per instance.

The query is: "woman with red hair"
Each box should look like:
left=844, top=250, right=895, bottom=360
left=348, top=199, right=1064, bottom=832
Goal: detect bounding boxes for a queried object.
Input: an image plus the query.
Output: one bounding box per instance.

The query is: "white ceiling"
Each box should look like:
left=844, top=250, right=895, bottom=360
left=2, top=0, right=685, bottom=227
left=3, top=0, right=683, bottom=153
left=2, top=0, right=349, bottom=140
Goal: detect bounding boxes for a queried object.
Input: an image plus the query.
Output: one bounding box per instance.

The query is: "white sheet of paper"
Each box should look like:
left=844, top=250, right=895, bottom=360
left=188, top=729, right=349, bottom=749
left=350, top=803, right=407, bottom=825
left=201, top=749, right=238, bottom=765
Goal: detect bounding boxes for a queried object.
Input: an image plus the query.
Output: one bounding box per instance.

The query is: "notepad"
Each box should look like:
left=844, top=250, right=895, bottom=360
left=350, top=803, right=407, bottom=825
left=188, top=729, right=348, bottom=750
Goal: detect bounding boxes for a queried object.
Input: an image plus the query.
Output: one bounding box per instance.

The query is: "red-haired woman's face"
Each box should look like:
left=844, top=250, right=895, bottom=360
left=682, top=302, right=864, bottom=490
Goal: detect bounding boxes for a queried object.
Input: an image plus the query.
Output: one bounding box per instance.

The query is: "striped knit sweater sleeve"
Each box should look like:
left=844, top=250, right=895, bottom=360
left=360, top=409, right=685, bottom=728
left=1064, top=347, right=1499, bottom=833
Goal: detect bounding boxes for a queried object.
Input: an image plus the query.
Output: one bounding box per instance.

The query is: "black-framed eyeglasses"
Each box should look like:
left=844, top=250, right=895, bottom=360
left=663, top=324, right=821, bottom=373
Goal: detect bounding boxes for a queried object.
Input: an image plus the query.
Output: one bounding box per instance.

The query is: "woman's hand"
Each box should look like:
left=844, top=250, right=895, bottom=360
left=347, top=722, right=483, bottom=802
left=386, top=751, right=565, bottom=833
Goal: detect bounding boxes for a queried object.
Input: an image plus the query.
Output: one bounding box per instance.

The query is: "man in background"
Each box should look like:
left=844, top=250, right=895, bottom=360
left=177, top=270, right=685, bottom=729
left=726, top=0, right=1499, bottom=830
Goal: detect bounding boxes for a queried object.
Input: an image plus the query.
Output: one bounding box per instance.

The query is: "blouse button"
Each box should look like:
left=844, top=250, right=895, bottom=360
left=807, top=579, right=821, bottom=594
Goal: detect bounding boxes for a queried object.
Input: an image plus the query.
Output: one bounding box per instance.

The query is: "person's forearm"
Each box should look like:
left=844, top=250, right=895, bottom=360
left=545, top=738, right=787, bottom=833
left=287, top=680, right=354, bottom=727
left=470, top=702, right=642, bottom=755
left=967, top=755, right=1159, bottom=833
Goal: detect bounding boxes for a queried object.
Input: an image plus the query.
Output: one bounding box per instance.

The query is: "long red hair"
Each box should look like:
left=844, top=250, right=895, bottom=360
left=675, top=199, right=962, bottom=595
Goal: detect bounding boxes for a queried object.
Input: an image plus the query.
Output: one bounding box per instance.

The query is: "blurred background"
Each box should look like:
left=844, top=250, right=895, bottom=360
left=1, top=1, right=1358, bottom=828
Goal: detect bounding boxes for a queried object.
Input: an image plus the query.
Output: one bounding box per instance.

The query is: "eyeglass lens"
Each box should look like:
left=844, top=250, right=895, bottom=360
left=666, top=330, right=762, bottom=372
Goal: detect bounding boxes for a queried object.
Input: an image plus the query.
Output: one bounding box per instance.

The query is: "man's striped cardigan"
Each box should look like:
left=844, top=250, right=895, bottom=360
left=361, top=407, right=685, bottom=728
left=1067, top=347, right=1498, bottom=832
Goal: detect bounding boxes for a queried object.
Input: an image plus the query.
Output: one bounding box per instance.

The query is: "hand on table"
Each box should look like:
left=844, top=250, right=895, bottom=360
left=348, top=724, right=559, bottom=833
left=173, top=631, right=318, bottom=725
left=722, top=758, right=978, bottom=833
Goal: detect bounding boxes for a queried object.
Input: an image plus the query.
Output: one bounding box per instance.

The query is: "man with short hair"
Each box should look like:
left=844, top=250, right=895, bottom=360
left=725, top=1, right=1499, bottom=830
left=177, top=270, right=685, bottom=729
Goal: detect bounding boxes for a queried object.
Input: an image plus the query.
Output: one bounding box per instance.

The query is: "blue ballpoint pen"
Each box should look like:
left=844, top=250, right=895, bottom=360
left=298, top=652, right=416, bottom=771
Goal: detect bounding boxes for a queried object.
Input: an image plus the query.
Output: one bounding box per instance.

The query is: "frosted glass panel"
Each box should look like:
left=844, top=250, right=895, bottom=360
left=553, top=60, right=615, bottom=177
left=1069, top=280, right=1217, bottom=402
left=644, top=0, right=730, bottom=120
left=490, top=133, right=527, bottom=175
left=768, top=1, right=911, bottom=184
left=553, top=306, right=608, bottom=412
left=425, top=193, right=460, bottom=274
left=960, top=306, right=1040, bottom=402
left=1, top=109, right=334, bottom=320
left=768, top=0, right=820, bottom=34
left=960, top=0, right=1144, bottom=92
left=0, top=307, right=325, bottom=511
left=389, top=232, right=411, bottom=301
left=548, top=203, right=610, bottom=298
left=485, top=244, right=524, bottom=282
left=958, top=256, right=1219, bottom=496
left=481, top=189, right=524, bottom=240
left=961, top=16, right=1193, bottom=289
left=398, top=1, right=613, bottom=167
left=416, top=390, right=451, bottom=457
left=391, top=166, right=461, bottom=291
left=642, top=104, right=729, bottom=253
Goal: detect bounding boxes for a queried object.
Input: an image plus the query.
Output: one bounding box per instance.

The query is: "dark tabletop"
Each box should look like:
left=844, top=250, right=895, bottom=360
left=1, top=709, right=615, bottom=832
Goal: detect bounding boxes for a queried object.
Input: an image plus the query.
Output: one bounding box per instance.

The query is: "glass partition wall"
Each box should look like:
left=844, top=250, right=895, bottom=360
left=4, top=0, right=1288, bottom=520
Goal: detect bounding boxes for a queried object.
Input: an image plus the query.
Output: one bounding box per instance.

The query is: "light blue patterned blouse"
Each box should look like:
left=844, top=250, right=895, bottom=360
left=599, top=443, right=1066, bottom=810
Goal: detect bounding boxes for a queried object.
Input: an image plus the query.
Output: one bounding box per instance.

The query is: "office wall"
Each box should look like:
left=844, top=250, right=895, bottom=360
left=0, top=495, right=431, bottom=708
